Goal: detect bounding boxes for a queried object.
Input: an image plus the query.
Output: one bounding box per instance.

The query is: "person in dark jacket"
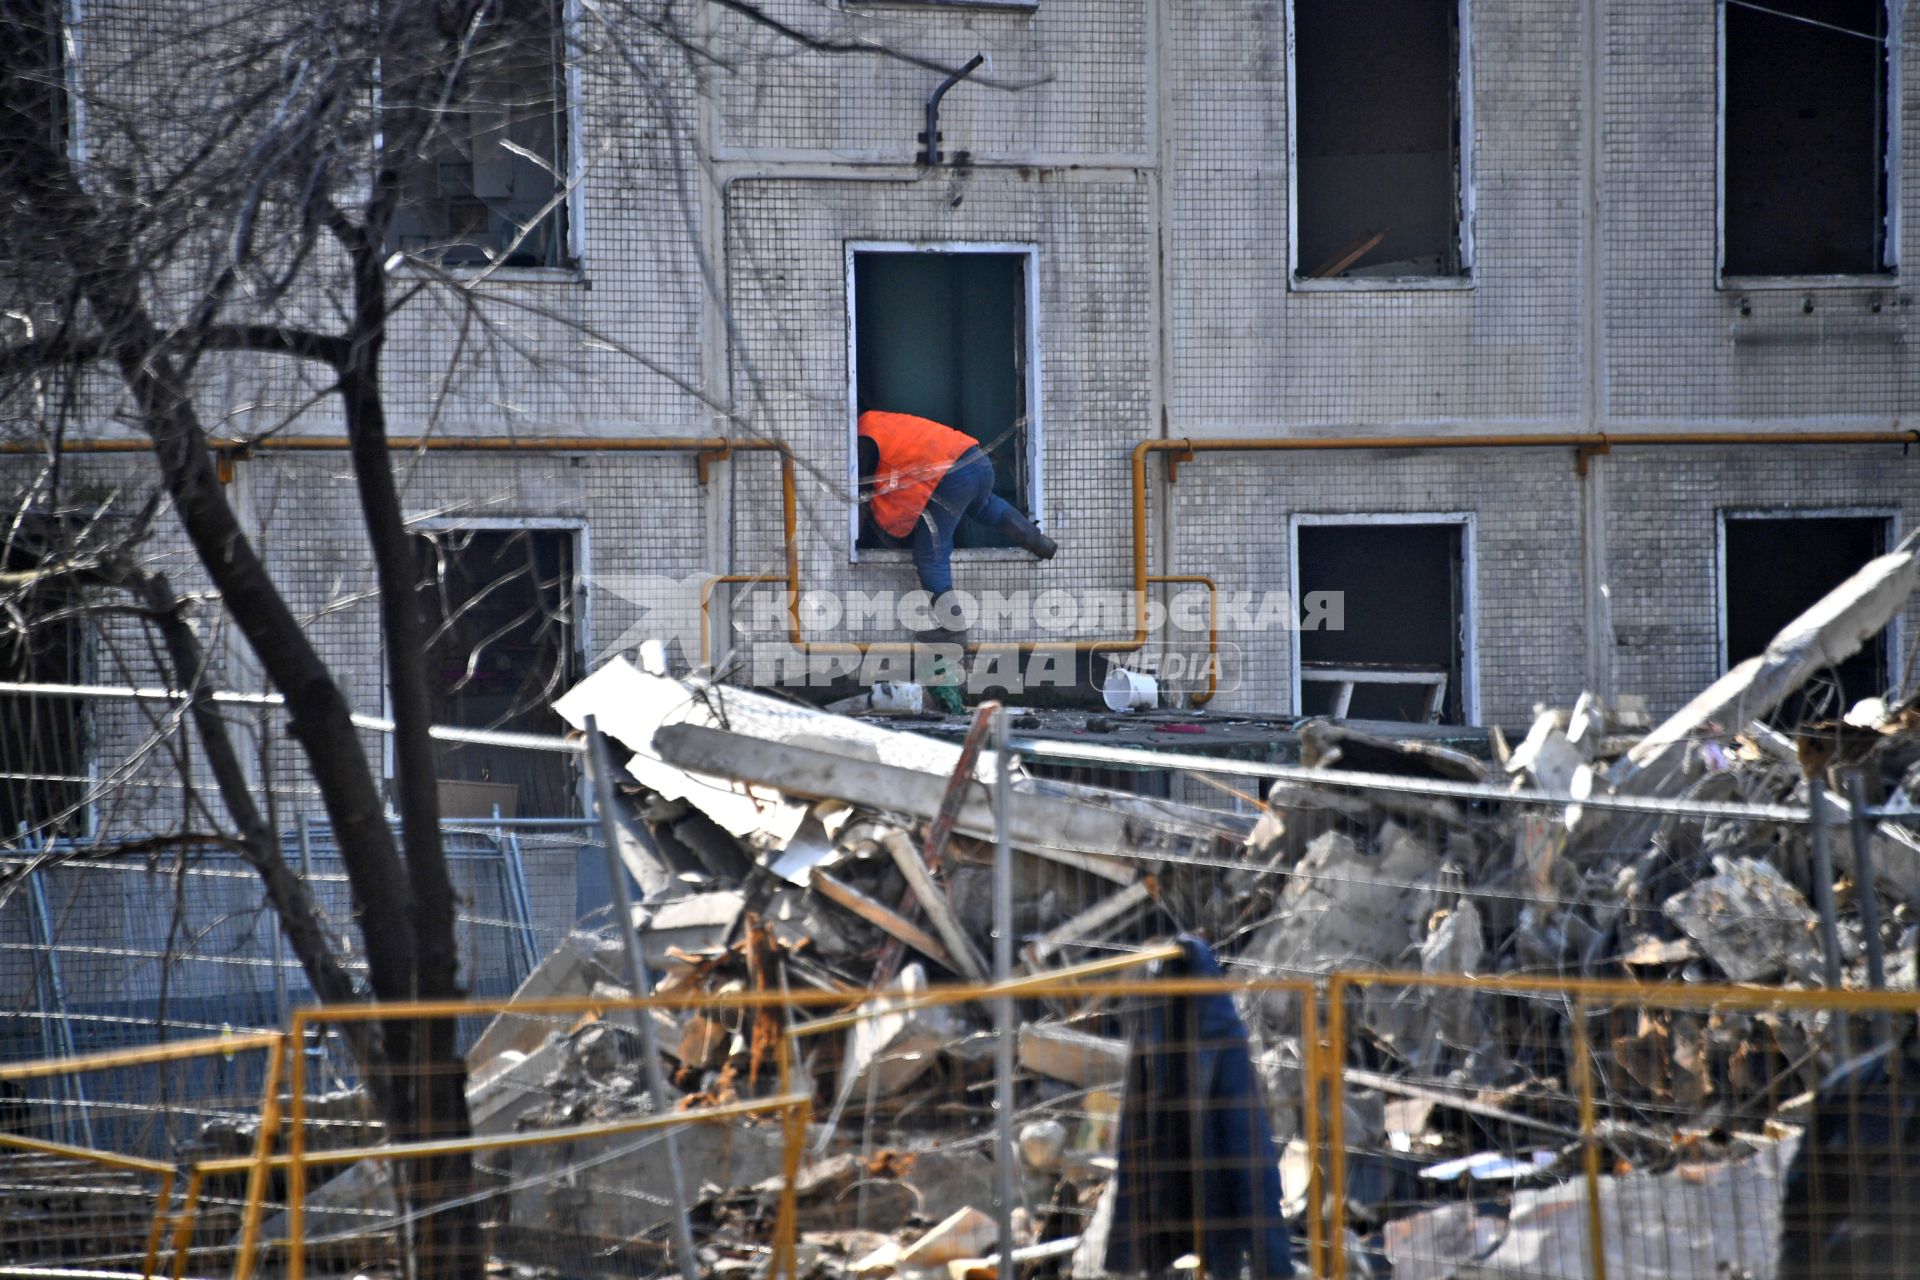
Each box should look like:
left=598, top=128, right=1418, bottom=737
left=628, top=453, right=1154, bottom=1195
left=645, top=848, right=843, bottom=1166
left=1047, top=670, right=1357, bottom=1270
left=1106, top=936, right=1295, bottom=1278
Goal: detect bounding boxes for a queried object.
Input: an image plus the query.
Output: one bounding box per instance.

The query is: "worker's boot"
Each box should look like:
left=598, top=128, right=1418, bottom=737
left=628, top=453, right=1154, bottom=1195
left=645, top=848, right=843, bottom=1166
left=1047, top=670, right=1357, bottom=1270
left=1006, top=512, right=1058, bottom=561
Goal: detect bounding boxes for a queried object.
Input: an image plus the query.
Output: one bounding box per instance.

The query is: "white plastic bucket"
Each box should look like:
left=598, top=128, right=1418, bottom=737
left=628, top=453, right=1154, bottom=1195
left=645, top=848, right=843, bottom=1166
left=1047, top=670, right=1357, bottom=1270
left=1102, top=665, right=1158, bottom=712
left=869, top=681, right=924, bottom=713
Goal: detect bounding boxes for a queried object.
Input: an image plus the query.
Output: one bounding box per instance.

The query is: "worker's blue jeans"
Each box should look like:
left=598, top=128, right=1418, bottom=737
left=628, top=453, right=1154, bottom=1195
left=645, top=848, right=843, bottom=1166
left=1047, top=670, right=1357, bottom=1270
left=910, top=448, right=1024, bottom=609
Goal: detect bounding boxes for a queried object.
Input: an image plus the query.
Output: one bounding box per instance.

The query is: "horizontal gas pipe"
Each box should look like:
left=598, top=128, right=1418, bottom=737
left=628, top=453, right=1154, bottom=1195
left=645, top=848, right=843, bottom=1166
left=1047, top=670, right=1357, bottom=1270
left=20, top=431, right=1917, bottom=710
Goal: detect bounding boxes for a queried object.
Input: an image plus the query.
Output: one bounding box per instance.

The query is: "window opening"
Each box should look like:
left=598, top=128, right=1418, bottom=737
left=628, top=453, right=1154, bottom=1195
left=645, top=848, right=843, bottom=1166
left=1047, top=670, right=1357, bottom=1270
left=1296, top=520, right=1468, bottom=723
left=390, top=0, right=571, bottom=268
left=1, top=520, right=88, bottom=842
left=412, top=526, right=579, bottom=817
left=1722, top=0, right=1892, bottom=277
left=1721, top=513, right=1892, bottom=726
left=1291, top=0, right=1467, bottom=281
left=851, top=248, right=1035, bottom=550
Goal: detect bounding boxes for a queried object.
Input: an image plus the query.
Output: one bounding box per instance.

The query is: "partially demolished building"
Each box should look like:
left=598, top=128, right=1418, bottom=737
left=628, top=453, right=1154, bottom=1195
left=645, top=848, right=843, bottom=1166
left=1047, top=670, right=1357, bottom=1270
left=5, top=1, right=1918, bottom=786
left=5, top=2, right=1920, bottom=1273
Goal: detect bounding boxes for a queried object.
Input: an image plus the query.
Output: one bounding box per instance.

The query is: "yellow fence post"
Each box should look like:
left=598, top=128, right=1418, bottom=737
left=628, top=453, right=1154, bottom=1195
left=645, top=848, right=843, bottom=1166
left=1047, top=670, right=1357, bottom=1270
left=1301, top=991, right=1324, bottom=1279
left=1325, top=976, right=1349, bottom=1280
left=1571, top=993, right=1608, bottom=1280
left=142, top=1167, right=176, bottom=1280
left=288, top=1011, right=310, bottom=1280
left=773, top=1096, right=813, bottom=1280
left=233, top=1031, right=290, bottom=1280
left=168, top=1168, right=204, bottom=1280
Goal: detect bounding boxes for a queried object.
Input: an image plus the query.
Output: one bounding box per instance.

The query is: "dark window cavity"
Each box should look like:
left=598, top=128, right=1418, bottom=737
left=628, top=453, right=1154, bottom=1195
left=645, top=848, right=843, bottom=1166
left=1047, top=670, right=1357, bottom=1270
left=1723, top=0, right=1891, bottom=277
left=412, top=527, right=579, bottom=816
left=0, top=0, right=70, bottom=161
left=853, top=250, right=1033, bottom=551
left=391, top=0, right=571, bottom=269
left=1723, top=514, right=1891, bottom=725
left=1, top=523, right=87, bottom=842
left=1292, top=0, right=1466, bottom=280
left=1297, top=522, right=1466, bottom=723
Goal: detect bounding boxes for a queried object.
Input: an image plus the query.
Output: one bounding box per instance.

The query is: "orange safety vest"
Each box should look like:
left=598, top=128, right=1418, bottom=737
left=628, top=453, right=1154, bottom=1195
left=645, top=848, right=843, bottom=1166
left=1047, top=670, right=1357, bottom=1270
left=858, top=410, right=980, bottom=538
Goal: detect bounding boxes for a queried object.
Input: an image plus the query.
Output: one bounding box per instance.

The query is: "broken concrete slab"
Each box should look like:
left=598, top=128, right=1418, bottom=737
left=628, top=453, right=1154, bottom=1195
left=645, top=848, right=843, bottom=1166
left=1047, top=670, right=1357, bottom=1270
left=469, top=1035, right=567, bottom=1134
left=504, top=1107, right=786, bottom=1244
left=1506, top=710, right=1582, bottom=794
left=654, top=723, right=1138, bottom=884
left=1017, top=1024, right=1128, bottom=1090
left=844, top=964, right=958, bottom=1098
left=248, top=1158, right=397, bottom=1249
left=898, top=1207, right=998, bottom=1269
left=1631, top=533, right=1920, bottom=782
left=1663, top=855, right=1823, bottom=984
left=467, top=931, right=628, bottom=1073
left=1248, top=825, right=1438, bottom=974
left=555, top=657, right=810, bottom=843
left=635, top=890, right=746, bottom=968
left=1385, top=1135, right=1798, bottom=1280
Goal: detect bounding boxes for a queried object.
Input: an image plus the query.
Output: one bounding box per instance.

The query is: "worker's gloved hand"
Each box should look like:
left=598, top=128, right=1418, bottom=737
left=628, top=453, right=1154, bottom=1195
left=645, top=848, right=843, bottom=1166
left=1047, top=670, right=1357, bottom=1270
left=918, top=625, right=969, bottom=715
left=928, top=683, right=965, bottom=715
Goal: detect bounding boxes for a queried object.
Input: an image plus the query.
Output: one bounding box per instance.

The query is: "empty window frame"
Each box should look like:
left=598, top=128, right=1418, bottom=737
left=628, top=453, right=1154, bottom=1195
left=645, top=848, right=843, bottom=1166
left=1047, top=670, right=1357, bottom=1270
left=3, top=0, right=78, bottom=163
left=847, top=244, right=1042, bottom=552
left=1, top=522, right=89, bottom=842
left=1721, top=0, right=1896, bottom=279
left=1291, top=515, right=1477, bottom=723
left=1718, top=511, right=1895, bottom=725
left=390, top=0, right=576, bottom=269
left=1288, top=0, right=1473, bottom=285
left=409, top=523, right=583, bottom=816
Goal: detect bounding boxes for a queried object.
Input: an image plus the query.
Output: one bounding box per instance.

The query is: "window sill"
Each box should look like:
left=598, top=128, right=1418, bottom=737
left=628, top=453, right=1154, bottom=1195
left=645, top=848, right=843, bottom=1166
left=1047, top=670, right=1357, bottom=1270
left=1290, top=275, right=1475, bottom=293
left=388, top=262, right=590, bottom=288
left=1718, top=274, right=1898, bottom=292
left=854, top=547, right=1042, bottom=565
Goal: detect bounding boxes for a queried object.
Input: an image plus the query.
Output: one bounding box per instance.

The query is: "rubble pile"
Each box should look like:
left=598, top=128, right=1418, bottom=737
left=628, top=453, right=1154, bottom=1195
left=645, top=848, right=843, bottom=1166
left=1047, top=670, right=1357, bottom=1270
left=292, top=533, right=1920, bottom=1277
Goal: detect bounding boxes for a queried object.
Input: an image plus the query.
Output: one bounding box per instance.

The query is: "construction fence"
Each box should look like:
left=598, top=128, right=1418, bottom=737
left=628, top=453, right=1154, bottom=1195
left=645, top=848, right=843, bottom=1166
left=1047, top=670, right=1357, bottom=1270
left=3, top=968, right=1917, bottom=1280
left=8, top=670, right=1920, bottom=1279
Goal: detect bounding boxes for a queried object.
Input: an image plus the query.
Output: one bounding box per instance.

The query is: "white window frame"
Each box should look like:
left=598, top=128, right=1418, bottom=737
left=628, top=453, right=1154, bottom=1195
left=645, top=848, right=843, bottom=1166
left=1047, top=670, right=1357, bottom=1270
left=1285, top=0, right=1476, bottom=291
left=384, top=516, right=589, bottom=786
left=844, top=241, right=1045, bottom=560
left=1715, top=507, right=1901, bottom=684
left=61, top=0, right=86, bottom=172
left=1716, top=0, right=1901, bottom=289
left=1287, top=512, right=1480, bottom=723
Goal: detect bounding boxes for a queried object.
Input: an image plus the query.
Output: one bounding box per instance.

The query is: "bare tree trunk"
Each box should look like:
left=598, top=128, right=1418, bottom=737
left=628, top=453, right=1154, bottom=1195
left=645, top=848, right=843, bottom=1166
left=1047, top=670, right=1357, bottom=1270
left=3, top=13, right=477, bottom=1274
left=339, top=262, right=479, bottom=1280
left=132, top=569, right=394, bottom=1104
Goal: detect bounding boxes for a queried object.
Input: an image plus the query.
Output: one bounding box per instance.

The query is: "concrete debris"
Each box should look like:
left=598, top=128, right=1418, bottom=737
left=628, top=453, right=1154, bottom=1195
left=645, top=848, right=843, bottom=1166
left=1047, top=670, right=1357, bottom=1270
left=1663, top=856, right=1823, bottom=984
left=1387, top=1135, right=1798, bottom=1280
left=1017, top=1023, right=1129, bottom=1089
left=462, top=551, right=1920, bottom=1280
left=897, top=1207, right=999, bottom=1268
left=844, top=964, right=956, bottom=1098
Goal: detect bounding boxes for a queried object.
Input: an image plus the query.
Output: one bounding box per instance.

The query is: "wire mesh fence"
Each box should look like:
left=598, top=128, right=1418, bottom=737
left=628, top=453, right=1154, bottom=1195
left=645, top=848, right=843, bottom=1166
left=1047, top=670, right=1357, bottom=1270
left=1, top=820, right=564, bottom=1073
left=8, top=683, right=1920, bottom=1279
left=6, top=972, right=1919, bottom=1280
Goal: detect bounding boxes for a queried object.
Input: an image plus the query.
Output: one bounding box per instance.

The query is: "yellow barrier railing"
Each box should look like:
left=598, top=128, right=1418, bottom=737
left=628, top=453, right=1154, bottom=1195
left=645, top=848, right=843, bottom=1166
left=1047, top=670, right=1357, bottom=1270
left=6, top=970, right=1914, bottom=1280
left=0, top=1029, right=291, bottom=1280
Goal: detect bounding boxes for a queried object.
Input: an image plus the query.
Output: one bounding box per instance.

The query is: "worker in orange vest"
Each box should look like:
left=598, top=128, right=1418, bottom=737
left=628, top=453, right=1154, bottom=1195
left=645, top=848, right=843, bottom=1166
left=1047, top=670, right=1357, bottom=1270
left=858, top=409, right=1057, bottom=709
